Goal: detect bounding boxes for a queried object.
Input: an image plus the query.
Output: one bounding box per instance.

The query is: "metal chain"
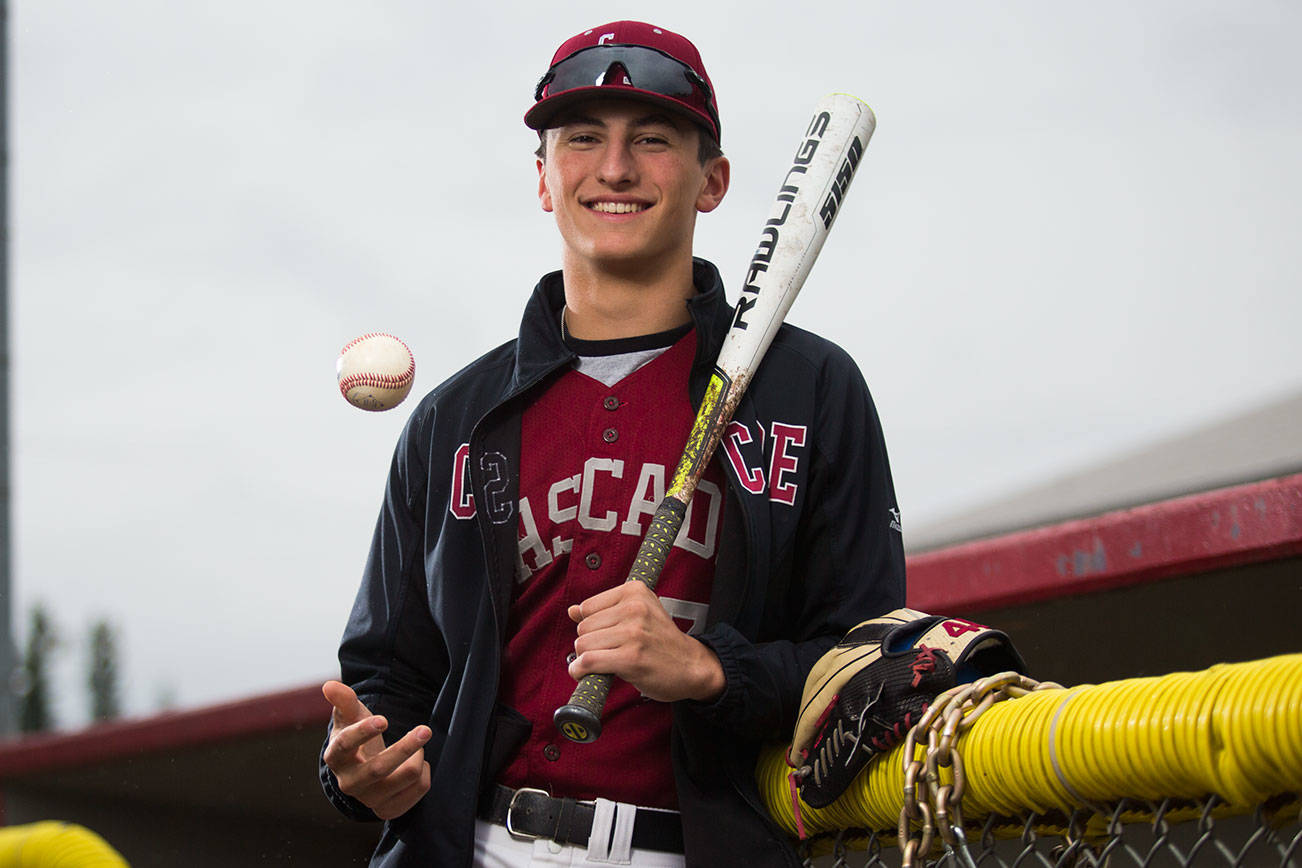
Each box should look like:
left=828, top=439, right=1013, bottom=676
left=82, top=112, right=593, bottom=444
left=898, top=671, right=1062, bottom=868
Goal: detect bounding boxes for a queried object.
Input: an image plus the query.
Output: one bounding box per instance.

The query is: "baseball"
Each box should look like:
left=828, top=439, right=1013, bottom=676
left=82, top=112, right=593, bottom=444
left=336, top=333, right=416, bottom=412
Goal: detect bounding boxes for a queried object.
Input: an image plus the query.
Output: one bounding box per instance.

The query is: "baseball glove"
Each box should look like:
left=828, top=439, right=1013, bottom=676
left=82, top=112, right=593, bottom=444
left=788, top=608, right=1027, bottom=810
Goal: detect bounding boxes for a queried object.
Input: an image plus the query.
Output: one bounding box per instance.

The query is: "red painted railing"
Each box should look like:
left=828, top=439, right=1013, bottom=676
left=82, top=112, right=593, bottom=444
left=908, top=473, right=1302, bottom=612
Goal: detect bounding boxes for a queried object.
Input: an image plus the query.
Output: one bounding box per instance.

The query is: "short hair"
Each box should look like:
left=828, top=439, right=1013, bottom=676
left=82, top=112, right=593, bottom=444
left=535, top=124, right=723, bottom=166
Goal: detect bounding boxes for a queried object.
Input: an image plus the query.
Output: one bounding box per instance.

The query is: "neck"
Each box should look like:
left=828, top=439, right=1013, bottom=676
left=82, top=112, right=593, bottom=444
left=559, top=254, right=696, bottom=340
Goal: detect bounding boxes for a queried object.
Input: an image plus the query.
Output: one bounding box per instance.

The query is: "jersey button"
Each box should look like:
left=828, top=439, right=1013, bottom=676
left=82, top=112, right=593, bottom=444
left=602, top=427, right=618, bottom=443
left=543, top=744, right=561, bottom=762
left=585, top=552, right=601, bottom=570
left=603, top=396, right=620, bottom=411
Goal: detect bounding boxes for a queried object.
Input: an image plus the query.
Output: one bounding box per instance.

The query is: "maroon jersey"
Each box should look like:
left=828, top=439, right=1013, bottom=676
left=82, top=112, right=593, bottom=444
left=497, top=330, right=725, bottom=809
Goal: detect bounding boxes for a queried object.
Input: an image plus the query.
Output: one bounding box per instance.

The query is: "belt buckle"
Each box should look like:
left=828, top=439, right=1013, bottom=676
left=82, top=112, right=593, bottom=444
left=505, top=787, right=551, bottom=841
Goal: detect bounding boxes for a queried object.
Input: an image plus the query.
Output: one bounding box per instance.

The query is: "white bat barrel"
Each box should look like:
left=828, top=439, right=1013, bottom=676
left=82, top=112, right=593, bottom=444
left=718, top=94, right=876, bottom=384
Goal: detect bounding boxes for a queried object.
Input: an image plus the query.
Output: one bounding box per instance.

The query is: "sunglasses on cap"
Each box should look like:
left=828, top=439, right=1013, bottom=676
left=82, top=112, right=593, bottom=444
left=533, top=44, right=720, bottom=139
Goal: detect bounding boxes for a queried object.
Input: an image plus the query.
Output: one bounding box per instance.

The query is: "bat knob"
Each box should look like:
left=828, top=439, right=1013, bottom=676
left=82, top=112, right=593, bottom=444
left=554, top=703, right=602, bottom=744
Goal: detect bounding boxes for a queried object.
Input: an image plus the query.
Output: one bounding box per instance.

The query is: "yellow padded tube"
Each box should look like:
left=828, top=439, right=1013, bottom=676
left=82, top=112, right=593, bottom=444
left=0, top=821, right=130, bottom=867
left=759, top=653, right=1302, bottom=838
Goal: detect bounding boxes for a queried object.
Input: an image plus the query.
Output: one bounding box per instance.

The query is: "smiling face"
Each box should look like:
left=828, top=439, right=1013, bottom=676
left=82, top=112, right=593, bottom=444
left=537, top=99, right=729, bottom=280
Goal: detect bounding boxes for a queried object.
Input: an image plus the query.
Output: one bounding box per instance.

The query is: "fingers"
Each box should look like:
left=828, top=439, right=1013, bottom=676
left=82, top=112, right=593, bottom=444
left=570, top=628, right=725, bottom=704
left=568, top=588, right=678, bottom=677
left=323, top=681, right=387, bottom=764
left=567, top=646, right=627, bottom=682
left=326, top=718, right=433, bottom=818
left=321, top=680, right=434, bottom=818
left=325, top=717, right=430, bottom=773
left=347, top=741, right=432, bottom=820
left=567, top=582, right=633, bottom=624
left=565, top=583, right=724, bottom=702
left=325, top=714, right=388, bottom=760
left=323, top=680, right=372, bottom=726
left=570, top=582, right=661, bottom=635
left=366, top=724, right=433, bottom=780
left=371, top=755, right=432, bottom=820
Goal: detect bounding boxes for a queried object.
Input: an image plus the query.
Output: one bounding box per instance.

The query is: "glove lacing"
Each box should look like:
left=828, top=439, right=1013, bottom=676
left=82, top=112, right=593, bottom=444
left=788, top=683, right=929, bottom=840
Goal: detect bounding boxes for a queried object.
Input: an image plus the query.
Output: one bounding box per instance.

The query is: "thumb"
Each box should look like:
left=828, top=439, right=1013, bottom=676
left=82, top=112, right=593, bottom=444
left=323, top=680, right=372, bottom=726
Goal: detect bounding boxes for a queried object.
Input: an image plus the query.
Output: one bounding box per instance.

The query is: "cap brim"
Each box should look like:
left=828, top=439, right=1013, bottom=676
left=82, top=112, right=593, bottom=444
left=524, top=86, right=718, bottom=141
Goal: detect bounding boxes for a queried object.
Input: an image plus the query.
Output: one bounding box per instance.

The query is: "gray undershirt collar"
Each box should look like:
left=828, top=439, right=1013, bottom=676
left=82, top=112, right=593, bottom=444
left=573, top=348, right=671, bottom=387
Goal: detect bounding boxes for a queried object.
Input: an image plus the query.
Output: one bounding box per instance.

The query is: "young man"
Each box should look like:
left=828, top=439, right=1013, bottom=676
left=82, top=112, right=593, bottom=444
left=320, top=21, right=905, bottom=867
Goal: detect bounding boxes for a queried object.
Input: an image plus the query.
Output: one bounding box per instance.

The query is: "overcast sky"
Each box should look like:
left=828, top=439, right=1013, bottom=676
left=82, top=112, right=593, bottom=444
left=11, top=1, right=1301, bottom=726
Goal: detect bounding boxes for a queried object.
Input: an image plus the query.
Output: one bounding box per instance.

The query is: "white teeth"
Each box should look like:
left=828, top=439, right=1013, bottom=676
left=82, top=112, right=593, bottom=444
left=590, top=201, right=646, bottom=214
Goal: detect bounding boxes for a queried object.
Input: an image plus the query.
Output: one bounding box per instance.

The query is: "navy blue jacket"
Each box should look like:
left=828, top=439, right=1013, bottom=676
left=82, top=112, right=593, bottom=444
left=321, top=259, right=906, bottom=866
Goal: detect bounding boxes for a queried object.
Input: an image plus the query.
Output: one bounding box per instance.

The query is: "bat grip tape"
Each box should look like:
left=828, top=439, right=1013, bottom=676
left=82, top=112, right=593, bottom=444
left=554, top=498, right=688, bottom=743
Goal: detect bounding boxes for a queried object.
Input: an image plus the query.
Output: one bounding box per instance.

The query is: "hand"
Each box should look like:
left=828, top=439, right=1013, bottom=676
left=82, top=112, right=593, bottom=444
left=567, top=582, right=725, bottom=703
left=321, top=680, right=432, bottom=820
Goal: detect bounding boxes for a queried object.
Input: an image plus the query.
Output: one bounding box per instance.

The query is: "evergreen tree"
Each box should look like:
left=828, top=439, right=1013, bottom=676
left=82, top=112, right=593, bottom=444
left=19, top=605, right=58, bottom=732
left=88, top=619, right=121, bottom=722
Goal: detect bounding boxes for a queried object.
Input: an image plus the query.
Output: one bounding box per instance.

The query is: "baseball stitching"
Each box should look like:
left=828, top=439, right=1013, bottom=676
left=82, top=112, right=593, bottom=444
left=338, top=372, right=413, bottom=394
left=337, top=333, right=415, bottom=399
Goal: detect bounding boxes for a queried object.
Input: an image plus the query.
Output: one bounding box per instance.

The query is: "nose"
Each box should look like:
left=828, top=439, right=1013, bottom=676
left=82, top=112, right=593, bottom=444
left=596, top=139, right=637, bottom=187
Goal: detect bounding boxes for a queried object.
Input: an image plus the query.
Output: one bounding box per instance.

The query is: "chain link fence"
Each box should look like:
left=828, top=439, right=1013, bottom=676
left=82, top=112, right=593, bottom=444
left=799, top=795, right=1302, bottom=868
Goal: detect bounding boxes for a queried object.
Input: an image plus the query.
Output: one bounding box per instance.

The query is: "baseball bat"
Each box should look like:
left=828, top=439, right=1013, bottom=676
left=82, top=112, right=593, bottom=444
left=554, top=93, right=877, bottom=744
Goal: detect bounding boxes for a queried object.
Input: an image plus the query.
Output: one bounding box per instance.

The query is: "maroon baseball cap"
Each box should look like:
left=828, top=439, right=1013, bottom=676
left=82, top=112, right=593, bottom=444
left=525, top=21, right=721, bottom=143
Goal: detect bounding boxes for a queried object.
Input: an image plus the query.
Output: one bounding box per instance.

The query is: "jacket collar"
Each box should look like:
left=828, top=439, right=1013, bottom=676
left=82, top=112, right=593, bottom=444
left=511, top=258, right=732, bottom=396
left=685, top=258, right=733, bottom=377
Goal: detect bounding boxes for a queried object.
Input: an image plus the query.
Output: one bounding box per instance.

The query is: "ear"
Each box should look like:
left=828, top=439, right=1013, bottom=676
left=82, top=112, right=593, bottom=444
left=537, top=158, right=553, bottom=213
left=696, top=155, right=730, bottom=214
